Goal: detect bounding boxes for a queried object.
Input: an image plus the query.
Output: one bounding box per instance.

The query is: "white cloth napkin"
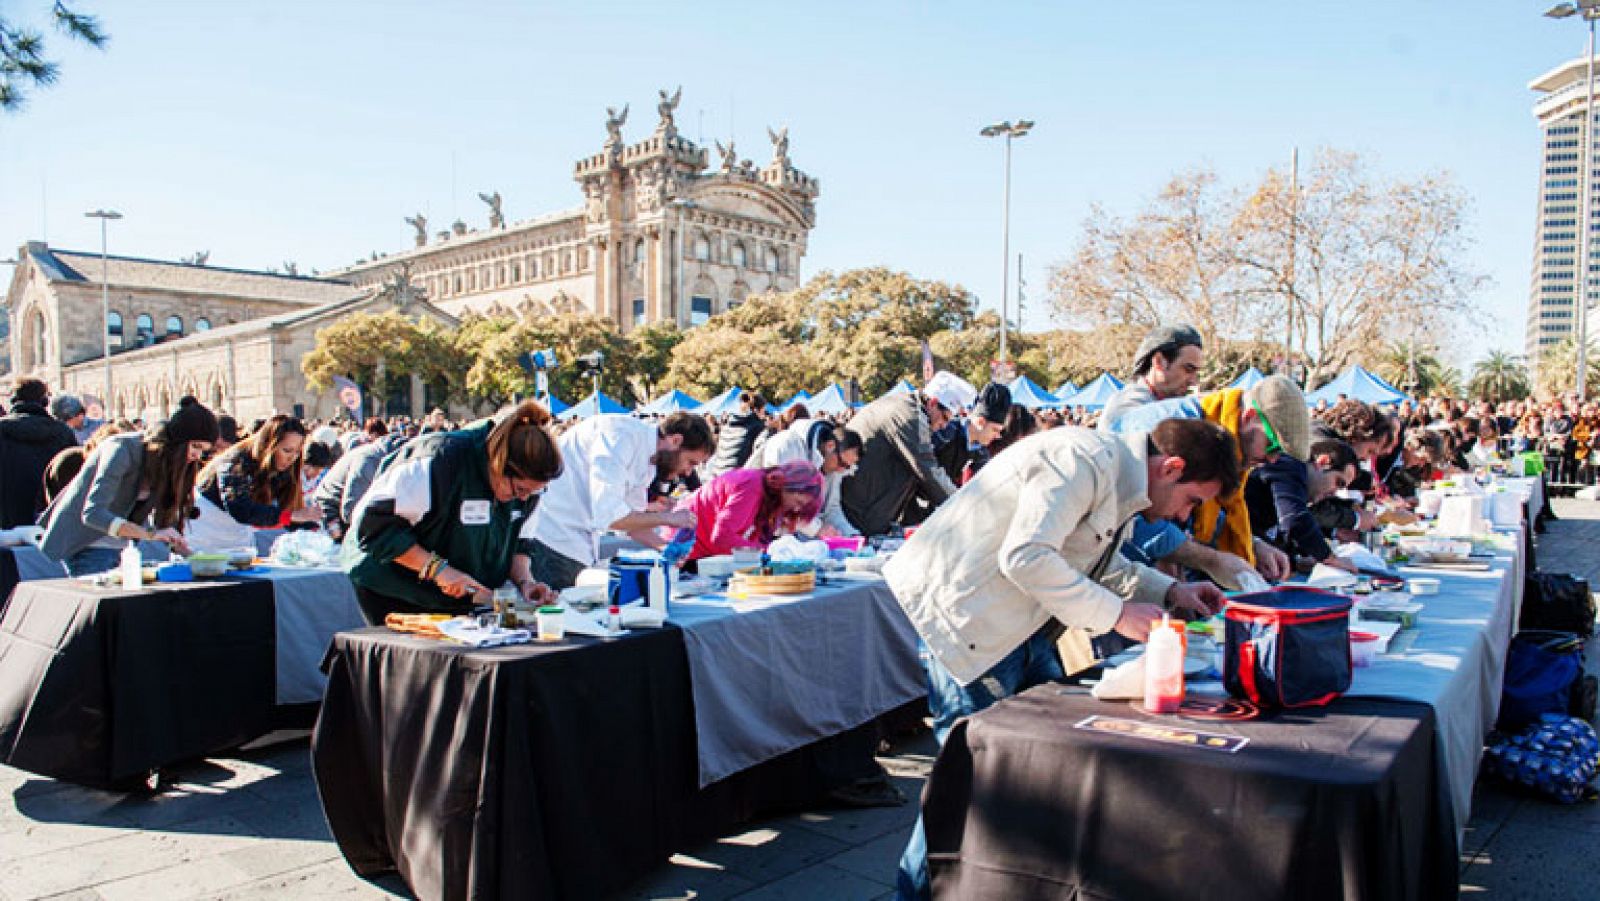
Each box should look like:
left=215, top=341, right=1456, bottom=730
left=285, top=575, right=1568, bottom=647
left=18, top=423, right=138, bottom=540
left=435, top=619, right=533, bottom=647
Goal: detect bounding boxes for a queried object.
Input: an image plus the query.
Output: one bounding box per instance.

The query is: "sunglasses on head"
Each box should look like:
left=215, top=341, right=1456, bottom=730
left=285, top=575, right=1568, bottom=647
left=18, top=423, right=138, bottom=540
left=1250, top=399, right=1283, bottom=457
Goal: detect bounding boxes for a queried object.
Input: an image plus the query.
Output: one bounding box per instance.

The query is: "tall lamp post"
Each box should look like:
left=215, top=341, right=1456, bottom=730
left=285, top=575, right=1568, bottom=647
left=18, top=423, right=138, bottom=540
left=1547, top=1, right=1600, bottom=398
left=84, top=209, right=122, bottom=413
left=980, top=119, right=1033, bottom=371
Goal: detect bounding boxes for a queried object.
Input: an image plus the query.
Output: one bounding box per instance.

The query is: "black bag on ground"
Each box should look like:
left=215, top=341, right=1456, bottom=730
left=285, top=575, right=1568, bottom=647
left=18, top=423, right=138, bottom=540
left=1520, top=572, right=1595, bottom=637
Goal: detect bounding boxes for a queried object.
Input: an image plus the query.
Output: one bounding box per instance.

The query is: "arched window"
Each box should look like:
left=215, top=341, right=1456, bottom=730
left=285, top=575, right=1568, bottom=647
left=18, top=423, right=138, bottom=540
left=136, top=314, right=155, bottom=345
left=633, top=239, right=646, bottom=268
left=693, top=234, right=711, bottom=261
left=107, top=311, right=124, bottom=349
left=731, top=242, right=747, bottom=268
left=165, top=315, right=183, bottom=338
left=528, top=255, right=539, bottom=279
left=195, top=318, right=212, bottom=332
left=28, top=309, right=47, bottom=370
left=766, top=247, right=780, bottom=272
left=510, top=262, right=521, bottom=283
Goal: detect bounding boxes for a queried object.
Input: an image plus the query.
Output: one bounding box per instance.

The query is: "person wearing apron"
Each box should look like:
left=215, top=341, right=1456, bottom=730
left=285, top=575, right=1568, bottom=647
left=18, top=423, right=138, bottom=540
left=189, top=415, right=318, bottom=552
left=342, top=400, right=563, bottom=624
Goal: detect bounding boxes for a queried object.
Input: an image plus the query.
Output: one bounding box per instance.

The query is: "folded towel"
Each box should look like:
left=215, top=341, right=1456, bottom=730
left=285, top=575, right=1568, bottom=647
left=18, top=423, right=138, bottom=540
left=435, top=618, right=533, bottom=647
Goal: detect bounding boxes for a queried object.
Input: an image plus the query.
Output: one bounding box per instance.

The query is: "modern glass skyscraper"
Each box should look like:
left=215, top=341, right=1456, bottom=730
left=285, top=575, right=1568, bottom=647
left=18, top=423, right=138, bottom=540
left=1529, top=57, right=1598, bottom=361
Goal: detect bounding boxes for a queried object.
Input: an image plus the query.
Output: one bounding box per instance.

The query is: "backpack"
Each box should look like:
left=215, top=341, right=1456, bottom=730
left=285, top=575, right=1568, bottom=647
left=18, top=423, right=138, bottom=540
left=1520, top=573, right=1596, bottom=637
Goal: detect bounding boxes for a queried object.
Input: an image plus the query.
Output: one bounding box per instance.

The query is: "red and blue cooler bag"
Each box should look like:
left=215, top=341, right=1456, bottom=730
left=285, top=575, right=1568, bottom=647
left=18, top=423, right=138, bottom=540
left=1223, top=587, right=1353, bottom=708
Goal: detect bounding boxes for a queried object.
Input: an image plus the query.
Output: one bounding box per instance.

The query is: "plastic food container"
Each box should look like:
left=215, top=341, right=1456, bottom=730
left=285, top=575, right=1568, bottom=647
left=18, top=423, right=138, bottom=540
left=698, top=555, right=739, bottom=579
left=1409, top=577, right=1441, bottom=596
left=188, top=554, right=229, bottom=578
left=822, top=536, right=865, bottom=553
left=536, top=605, right=566, bottom=642
left=1350, top=631, right=1381, bottom=668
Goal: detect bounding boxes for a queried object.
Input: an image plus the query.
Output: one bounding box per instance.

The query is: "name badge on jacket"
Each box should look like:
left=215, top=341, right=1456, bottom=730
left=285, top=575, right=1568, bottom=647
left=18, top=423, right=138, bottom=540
left=460, top=499, right=491, bottom=525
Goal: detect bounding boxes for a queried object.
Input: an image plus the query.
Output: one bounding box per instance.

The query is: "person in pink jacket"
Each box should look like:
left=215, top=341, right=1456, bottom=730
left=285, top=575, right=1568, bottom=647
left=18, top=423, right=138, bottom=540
left=678, top=460, right=824, bottom=561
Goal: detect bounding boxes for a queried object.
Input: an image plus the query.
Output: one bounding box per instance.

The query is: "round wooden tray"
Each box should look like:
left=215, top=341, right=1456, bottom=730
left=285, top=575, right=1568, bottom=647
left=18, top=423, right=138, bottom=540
left=729, top=569, right=815, bottom=595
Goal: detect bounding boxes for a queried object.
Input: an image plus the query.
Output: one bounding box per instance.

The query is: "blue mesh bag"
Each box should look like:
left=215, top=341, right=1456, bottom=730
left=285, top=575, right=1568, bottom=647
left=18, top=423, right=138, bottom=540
left=1483, top=715, right=1600, bottom=804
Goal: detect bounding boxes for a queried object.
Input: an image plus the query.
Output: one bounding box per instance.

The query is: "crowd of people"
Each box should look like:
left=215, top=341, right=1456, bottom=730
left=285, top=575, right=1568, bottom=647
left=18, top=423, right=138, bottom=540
left=0, top=337, right=1576, bottom=899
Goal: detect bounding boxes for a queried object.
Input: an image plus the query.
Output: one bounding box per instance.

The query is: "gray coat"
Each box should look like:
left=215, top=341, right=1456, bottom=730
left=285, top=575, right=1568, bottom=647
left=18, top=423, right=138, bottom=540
left=840, top=392, right=959, bottom=536
left=38, top=434, right=149, bottom=563
left=311, top=438, right=395, bottom=538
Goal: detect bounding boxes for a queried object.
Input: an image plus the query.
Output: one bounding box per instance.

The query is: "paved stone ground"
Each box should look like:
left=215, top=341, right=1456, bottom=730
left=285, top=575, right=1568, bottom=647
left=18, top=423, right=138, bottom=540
left=2, top=499, right=1597, bottom=900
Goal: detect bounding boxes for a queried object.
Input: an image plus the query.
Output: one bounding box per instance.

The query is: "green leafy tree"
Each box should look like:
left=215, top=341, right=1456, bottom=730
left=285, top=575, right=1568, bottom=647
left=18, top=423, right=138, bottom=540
left=663, top=324, right=818, bottom=399
left=467, top=314, right=634, bottom=406
left=1468, top=350, right=1532, bottom=404
left=302, top=312, right=429, bottom=416
left=627, top=321, right=685, bottom=403
left=1534, top=336, right=1600, bottom=400
left=1, top=3, right=107, bottom=111
left=1365, top=342, right=1458, bottom=399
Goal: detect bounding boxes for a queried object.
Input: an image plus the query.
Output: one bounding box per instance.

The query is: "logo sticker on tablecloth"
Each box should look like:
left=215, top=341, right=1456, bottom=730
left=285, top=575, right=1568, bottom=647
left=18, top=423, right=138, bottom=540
left=1073, top=715, right=1249, bottom=753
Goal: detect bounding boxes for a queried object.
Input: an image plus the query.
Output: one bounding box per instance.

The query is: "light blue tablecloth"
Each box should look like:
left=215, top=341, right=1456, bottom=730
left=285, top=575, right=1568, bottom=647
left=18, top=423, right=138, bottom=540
left=236, top=565, right=364, bottom=704
left=669, top=576, right=923, bottom=787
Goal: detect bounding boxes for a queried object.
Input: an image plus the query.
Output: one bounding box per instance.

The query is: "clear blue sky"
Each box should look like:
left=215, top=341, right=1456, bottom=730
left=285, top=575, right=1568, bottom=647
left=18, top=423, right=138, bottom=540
left=0, top=1, right=1580, bottom=367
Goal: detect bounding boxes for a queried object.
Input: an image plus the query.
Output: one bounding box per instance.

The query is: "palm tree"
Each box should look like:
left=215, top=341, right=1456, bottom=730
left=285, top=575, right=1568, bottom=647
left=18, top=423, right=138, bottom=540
left=1468, top=351, right=1531, bottom=403
left=1534, top=336, right=1600, bottom=400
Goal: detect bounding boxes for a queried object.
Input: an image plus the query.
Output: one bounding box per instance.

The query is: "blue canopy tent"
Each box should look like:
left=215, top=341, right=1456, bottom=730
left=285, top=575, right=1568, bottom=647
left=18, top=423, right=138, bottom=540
left=693, top=386, right=744, bottom=417
left=1305, top=366, right=1409, bottom=407
left=769, top=390, right=812, bottom=414
left=1006, top=375, right=1063, bottom=409
left=558, top=391, right=630, bottom=420
left=1066, top=372, right=1125, bottom=410
left=1053, top=380, right=1079, bottom=402
left=807, top=383, right=853, bottom=416
left=887, top=380, right=916, bottom=396
left=538, top=393, right=569, bottom=417
left=637, top=389, right=703, bottom=415
left=1228, top=367, right=1265, bottom=390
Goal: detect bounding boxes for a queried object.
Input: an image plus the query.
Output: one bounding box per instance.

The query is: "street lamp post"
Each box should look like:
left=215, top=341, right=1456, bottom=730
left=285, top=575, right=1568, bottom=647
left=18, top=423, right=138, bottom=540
left=1547, top=1, right=1600, bottom=398
left=980, top=119, right=1033, bottom=372
left=84, top=209, right=122, bottom=413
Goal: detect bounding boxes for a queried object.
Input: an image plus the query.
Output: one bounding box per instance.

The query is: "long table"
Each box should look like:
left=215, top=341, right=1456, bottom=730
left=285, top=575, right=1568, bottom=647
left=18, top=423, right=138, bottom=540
left=0, top=578, right=277, bottom=788
left=311, top=576, right=923, bottom=900
left=918, top=515, right=1530, bottom=900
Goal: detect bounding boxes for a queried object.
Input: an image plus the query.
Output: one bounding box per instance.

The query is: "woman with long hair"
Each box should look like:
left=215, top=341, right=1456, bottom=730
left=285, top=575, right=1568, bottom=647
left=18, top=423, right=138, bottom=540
left=675, top=459, right=824, bottom=561
left=345, top=400, right=563, bottom=623
left=39, top=397, right=220, bottom=575
left=188, top=414, right=319, bottom=550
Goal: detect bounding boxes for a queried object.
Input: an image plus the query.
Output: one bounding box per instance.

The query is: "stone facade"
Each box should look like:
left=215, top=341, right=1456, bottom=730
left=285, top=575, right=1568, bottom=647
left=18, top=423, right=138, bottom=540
left=331, top=89, right=819, bottom=331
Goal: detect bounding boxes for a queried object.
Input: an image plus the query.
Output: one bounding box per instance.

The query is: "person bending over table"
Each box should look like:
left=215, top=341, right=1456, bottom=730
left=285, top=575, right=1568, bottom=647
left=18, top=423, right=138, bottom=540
left=1245, top=437, right=1362, bottom=574
left=187, top=415, right=321, bottom=550
left=343, top=400, right=562, bottom=624
left=520, top=411, right=713, bottom=590
left=676, top=460, right=824, bottom=562
left=38, top=397, right=220, bottom=575
left=884, top=418, right=1237, bottom=901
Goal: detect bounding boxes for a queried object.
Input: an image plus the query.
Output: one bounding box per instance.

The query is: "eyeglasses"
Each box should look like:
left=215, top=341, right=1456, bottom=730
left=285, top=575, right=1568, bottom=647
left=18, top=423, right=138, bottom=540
left=1250, top=399, right=1283, bottom=457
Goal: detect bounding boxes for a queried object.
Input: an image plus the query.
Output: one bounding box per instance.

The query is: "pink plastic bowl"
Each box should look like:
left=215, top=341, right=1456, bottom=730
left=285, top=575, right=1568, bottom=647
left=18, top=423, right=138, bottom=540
left=823, top=536, right=865, bottom=553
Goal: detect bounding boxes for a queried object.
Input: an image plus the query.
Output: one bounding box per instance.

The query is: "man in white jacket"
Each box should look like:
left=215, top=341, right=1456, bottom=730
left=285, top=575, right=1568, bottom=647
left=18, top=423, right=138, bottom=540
left=888, top=418, right=1236, bottom=900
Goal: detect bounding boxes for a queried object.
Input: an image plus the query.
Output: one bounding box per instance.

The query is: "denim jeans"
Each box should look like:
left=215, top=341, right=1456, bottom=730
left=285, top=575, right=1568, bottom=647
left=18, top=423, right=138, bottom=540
left=896, top=626, right=1065, bottom=900
left=65, top=546, right=122, bottom=577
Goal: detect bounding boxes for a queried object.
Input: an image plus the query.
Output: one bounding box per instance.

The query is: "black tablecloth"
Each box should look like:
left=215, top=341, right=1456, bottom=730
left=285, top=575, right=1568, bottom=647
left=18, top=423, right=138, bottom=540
left=0, top=548, right=19, bottom=617
left=313, top=626, right=890, bottom=901
left=0, top=578, right=276, bottom=788
left=922, top=685, right=1457, bottom=901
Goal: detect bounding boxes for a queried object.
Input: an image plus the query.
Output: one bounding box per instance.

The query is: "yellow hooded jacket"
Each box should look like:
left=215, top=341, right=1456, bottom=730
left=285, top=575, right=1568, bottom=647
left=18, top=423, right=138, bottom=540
left=1191, top=388, right=1255, bottom=565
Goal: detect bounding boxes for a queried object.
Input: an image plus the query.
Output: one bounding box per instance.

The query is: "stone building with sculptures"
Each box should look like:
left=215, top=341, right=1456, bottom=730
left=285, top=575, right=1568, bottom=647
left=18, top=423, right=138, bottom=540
left=2, top=88, right=818, bottom=421
left=331, top=86, right=820, bottom=330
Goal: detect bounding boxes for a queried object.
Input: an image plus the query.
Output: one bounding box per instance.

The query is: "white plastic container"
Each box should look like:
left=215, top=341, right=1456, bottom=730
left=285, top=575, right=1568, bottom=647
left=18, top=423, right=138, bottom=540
left=120, top=541, right=143, bottom=591
left=1350, top=631, right=1380, bottom=668
left=1409, top=577, right=1441, bottom=596
left=1142, top=616, right=1185, bottom=714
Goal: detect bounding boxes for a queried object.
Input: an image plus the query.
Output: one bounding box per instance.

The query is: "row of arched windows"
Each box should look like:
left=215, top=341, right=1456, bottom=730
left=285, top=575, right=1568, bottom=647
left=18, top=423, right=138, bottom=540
left=106, top=311, right=211, bottom=348
left=686, top=233, right=784, bottom=273
left=428, top=247, right=586, bottom=299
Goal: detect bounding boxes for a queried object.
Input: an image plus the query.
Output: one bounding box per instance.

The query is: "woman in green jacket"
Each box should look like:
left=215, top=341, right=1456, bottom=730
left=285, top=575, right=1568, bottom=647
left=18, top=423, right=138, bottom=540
left=343, top=400, right=563, bottom=624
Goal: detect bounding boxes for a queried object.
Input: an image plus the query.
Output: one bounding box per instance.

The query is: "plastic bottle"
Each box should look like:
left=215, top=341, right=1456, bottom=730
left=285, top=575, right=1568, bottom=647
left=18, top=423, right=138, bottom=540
left=608, top=605, right=622, bottom=634
left=1143, top=614, right=1185, bottom=714
left=647, top=562, right=667, bottom=612
left=120, top=541, right=143, bottom=591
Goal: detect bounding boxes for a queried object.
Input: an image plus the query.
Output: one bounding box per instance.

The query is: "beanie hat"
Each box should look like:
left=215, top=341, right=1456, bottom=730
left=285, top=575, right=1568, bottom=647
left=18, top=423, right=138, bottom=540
left=162, top=396, right=220, bottom=446
left=51, top=394, right=86, bottom=420
left=1246, top=376, right=1311, bottom=461
left=975, top=382, right=1013, bottom=423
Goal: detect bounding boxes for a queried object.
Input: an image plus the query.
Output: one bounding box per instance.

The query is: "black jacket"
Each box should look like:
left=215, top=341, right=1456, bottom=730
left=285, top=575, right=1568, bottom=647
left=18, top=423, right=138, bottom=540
left=1245, top=455, right=1335, bottom=563
left=0, top=401, right=78, bottom=528
left=707, top=411, right=765, bottom=478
